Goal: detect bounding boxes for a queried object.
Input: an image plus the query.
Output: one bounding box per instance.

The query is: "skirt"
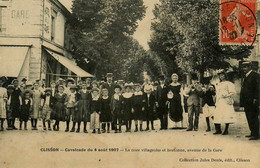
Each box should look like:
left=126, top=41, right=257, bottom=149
left=90, top=112, right=100, bottom=129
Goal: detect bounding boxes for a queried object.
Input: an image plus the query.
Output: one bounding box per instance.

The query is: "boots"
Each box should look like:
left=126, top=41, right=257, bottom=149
left=12, top=119, right=17, bottom=130
left=102, top=123, right=106, bottom=133
left=134, top=124, right=138, bottom=132
left=118, top=125, right=122, bottom=133
left=83, top=122, right=88, bottom=133
left=65, top=121, right=69, bottom=132
left=145, top=121, right=149, bottom=131
left=7, top=119, right=12, bottom=130
left=206, top=117, right=211, bottom=132
left=213, top=124, right=222, bottom=134
left=76, top=122, right=80, bottom=133
left=48, top=121, right=51, bottom=131
left=0, top=119, right=4, bottom=131
left=140, top=124, right=143, bottom=131
left=19, top=121, right=22, bottom=130
left=43, top=120, right=46, bottom=130
left=24, top=122, right=27, bottom=130
left=151, top=121, right=155, bottom=130
left=107, top=123, right=110, bottom=133
left=34, top=119, right=38, bottom=130
left=222, top=124, right=229, bottom=135
left=98, top=128, right=101, bottom=134
left=70, top=122, right=76, bottom=132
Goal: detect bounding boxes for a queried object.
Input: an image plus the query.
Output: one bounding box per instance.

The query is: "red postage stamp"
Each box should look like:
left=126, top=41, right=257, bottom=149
left=219, top=0, right=257, bottom=45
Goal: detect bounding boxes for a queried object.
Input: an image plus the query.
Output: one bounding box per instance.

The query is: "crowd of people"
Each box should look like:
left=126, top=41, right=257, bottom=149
left=0, top=61, right=259, bottom=140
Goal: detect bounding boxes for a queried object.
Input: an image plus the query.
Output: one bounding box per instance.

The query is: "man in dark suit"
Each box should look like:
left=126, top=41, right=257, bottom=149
left=185, top=75, right=203, bottom=131
left=155, top=75, right=168, bottom=130
left=240, top=61, right=259, bottom=140
left=101, top=73, right=116, bottom=98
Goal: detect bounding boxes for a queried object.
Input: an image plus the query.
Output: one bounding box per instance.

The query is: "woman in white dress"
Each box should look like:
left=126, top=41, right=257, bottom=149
left=0, top=77, right=8, bottom=131
left=31, top=82, right=43, bottom=130
left=214, top=72, right=236, bottom=135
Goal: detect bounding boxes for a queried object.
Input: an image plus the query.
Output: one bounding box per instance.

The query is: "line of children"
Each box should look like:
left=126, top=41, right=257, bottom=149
left=0, top=77, right=162, bottom=134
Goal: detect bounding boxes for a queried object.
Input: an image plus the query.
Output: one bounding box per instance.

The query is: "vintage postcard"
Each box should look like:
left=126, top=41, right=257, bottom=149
left=0, top=0, right=259, bottom=168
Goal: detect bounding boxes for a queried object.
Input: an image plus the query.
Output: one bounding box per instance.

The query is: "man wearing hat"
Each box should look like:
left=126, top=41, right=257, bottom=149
left=240, top=61, right=259, bottom=140
left=155, top=75, right=168, bottom=130
left=185, top=74, right=203, bottom=131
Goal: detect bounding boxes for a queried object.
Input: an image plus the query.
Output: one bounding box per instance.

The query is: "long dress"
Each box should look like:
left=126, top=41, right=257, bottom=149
left=10, top=87, right=22, bottom=119
left=214, top=81, right=236, bottom=124
left=78, top=90, right=91, bottom=122
left=0, top=87, right=7, bottom=119
left=167, top=84, right=183, bottom=122
left=31, top=89, right=42, bottom=119
left=122, top=93, right=133, bottom=121
left=133, top=91, right=144, bottom=120
left=100, top=96, right=112, bottom=122
left=54, top=93, right=66, bottom=121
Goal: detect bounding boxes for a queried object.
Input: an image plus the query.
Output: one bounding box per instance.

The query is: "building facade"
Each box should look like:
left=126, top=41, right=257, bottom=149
left=0, top=0, right=93, bottom=85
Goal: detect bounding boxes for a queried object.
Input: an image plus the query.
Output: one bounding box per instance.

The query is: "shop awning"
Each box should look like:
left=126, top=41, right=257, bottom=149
left=0, top=46, right=29, bottom=77
left=45, top=49, right=94, bottom=78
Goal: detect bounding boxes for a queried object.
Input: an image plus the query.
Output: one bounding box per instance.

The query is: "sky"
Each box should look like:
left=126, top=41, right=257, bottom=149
left=59, top=0, right=159, bottom=50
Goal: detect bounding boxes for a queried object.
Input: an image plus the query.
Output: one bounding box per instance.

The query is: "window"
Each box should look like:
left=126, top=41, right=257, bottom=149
left=51, top=10, right=57, bottom=41
left=0, top=6, right=7, bottom=33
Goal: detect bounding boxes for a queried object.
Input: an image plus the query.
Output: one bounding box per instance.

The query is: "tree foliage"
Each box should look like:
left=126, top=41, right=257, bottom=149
left=70, top=0, right=147, bottom=78
left=149, top=0, right=252, bottom=79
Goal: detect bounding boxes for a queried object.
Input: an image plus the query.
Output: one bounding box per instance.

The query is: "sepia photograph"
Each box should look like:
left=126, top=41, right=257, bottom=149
left=0, top=0, right=259, bottom=167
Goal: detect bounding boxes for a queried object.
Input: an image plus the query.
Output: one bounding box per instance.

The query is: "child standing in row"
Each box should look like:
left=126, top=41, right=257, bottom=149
left=31, top=82, right=42, bottom=130
left=133, top=84, right=144, bottom=132
left=53, top=85, right=66, bottom=131
left=41, top=88, right=55, bottom=131
left=90, top=88, right=101, bottom=134
left=6, top=85, right=15, bottom=130
left=9, top=79, right=22, bottom=130
left=78, top=82, right=91, bottom=133
left=65, top=85, right=80, bottom=132
left=111, top=85, right=123, bottom=133
left=20, top=91, right=32, bottom=130
left=100, top=87, right=112, bottom=133
left=122, top=84, right=134, bottom=132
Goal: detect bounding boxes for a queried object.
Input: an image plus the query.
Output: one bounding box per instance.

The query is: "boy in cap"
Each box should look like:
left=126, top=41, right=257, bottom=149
left=40, top=88, right=55, bottom=131
left=111, top=85, right=123, bottom=133
left=90, top=88, right=101, bottom=134
left=64, top=85, right=80, bottom=132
